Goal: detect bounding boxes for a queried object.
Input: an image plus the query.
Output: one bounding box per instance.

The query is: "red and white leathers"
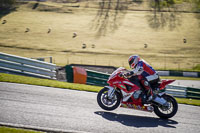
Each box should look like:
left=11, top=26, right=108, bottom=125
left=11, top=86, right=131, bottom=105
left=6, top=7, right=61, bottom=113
left=126, top=58, right=160, bottom=99
left=132, top=59, right=159, bottom=81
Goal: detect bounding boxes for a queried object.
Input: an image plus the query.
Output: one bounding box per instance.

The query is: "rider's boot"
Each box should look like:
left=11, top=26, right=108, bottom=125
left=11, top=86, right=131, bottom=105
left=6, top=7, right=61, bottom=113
left=146, top=87, right=155, bottom=101
left=140, top=80, right=155, bottom=101
left=142, top=81, right=168, bottom=106
left=147, top=88, right=168, bottom=106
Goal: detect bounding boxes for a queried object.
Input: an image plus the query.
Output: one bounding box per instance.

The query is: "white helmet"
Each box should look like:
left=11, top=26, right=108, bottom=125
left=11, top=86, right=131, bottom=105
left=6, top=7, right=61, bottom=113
left=128, top=55, right=140, bottom=69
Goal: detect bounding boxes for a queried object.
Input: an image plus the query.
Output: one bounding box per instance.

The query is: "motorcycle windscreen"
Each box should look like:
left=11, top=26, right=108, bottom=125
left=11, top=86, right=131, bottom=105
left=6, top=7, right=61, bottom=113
left=73, top=67, right=87, bottom=84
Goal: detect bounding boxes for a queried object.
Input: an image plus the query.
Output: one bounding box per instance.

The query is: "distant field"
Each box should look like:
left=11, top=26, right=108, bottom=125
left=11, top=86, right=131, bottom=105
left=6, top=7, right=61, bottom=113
left=0, top=1, right=200, bottom=70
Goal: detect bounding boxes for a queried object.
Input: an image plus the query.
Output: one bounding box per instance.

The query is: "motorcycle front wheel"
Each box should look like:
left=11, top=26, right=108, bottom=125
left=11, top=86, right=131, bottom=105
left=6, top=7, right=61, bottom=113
left=97, top=87, right=121, bottom=111
left=153, top=94, right=178, bottom=119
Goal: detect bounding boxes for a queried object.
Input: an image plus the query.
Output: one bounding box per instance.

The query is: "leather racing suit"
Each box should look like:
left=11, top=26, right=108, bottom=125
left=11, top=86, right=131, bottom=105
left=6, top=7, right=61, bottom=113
left=125, top=59, right=160, bottom=98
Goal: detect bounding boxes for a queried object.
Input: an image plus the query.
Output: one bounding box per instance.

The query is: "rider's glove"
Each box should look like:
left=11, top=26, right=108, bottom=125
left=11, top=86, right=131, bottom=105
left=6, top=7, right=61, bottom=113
left=123, top=72, right=134, bottom=78
left=119, top=73, right=127, bottom=78
left=125, top=71, right=134, bottom=77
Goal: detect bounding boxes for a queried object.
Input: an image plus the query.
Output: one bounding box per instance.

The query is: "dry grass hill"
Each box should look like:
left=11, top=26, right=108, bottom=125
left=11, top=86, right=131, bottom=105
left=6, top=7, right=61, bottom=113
left=0, top=0, right=200, bottom=70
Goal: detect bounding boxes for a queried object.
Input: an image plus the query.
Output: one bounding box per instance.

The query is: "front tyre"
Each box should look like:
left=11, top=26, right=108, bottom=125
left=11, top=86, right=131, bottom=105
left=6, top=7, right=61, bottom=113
left=153, top=94, right=178, bottom=119
left=97, top=87, right=121, bottom=111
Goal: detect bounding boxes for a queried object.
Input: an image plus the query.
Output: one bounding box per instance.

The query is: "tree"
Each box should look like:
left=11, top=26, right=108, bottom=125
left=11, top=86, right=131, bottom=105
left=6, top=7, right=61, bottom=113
left=194, top=0, right=200, bottom=11
left=150, top=0, right=176, bottom=11
left=0, top=0, right=16, bottom=9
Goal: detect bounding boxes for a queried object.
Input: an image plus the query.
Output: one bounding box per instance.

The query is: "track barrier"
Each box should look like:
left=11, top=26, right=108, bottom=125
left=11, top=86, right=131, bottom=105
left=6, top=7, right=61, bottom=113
left=0, top=52, right=56, bottom=79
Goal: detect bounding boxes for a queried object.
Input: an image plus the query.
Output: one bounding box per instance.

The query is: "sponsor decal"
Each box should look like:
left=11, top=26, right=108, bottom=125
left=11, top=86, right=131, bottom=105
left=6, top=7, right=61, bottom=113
left=113, top=81, right=119, bottom=84
left=123, top=81, right=134, bottom=86
left=121, top=103, right=152, bottom=112
left=137, top=105, right=142, bottom=110
left=120, top=85, right=126, bottom=89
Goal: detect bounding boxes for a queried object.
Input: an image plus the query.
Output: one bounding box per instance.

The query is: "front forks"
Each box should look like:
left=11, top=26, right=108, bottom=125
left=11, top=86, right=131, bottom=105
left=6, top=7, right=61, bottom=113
left=153, top=93, right=168, bottom=106
left=106, top=86, right=116, bottom=99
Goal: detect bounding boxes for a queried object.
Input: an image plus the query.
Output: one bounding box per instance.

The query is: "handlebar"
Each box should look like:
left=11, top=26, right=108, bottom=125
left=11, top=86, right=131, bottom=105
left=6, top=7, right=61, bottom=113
left=119, top=73, right=128, bottom=79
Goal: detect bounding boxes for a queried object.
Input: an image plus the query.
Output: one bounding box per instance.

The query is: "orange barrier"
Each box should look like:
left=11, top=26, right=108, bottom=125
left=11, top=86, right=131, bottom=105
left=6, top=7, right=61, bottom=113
left=73, top=67, right=87, bottom=84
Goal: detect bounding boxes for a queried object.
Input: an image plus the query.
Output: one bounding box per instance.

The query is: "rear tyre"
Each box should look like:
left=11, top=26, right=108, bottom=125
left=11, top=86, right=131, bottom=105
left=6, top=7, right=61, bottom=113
left=153, top=94, right=178, bottom=119
left=97, top=87, right=121, bottom=111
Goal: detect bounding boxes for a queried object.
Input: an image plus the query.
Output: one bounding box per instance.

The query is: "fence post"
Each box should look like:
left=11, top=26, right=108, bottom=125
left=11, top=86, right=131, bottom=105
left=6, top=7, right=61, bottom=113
left=50, top=57, right=53, bottom=63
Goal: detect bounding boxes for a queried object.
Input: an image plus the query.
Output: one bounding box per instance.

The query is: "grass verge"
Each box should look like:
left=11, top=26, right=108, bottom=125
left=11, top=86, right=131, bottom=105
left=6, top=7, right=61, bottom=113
left=0, top=73, right=102, bottom=92
left=175, top=97, right=200, bottom=106
left=0, top=126, right=43, bottom=133
left=0, top=73, right=199, bottom=106
left=160, top=76, right=200, bottom=81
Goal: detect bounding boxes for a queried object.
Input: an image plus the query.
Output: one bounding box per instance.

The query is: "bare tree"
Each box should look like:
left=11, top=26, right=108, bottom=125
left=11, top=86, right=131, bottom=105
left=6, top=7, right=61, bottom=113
left=0, top=0, right=16, bottom=9
left=91, top=0, right=128, bottom=38
left=147, top=0, right=181, bottom=30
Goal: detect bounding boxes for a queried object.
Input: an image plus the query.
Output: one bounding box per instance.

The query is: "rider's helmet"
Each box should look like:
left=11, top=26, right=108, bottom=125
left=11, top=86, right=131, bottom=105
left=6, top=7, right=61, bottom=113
left=128, top=55, right=140, bottom=69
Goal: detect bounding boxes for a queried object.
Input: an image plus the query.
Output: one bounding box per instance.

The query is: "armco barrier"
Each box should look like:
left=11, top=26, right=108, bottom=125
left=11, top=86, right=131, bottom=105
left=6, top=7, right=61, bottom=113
left=0, top=52, right=56, bottom=79
left=165, top=85, right=200, bottom=99
left=86, top=69, right=109, bottom=86
left=66, top=65, right=200, bottom=99
left=186, top=87, right=200, bottom=99
left=165, top=85, right=187, bottom=98
left=157, top=70, right=200, bottom=78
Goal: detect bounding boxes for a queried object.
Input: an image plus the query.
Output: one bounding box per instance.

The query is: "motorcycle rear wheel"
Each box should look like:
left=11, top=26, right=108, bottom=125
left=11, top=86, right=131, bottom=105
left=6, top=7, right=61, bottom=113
left=153, top=94, right=178, bottom=119
left=97, top=87, right=121, bottom=111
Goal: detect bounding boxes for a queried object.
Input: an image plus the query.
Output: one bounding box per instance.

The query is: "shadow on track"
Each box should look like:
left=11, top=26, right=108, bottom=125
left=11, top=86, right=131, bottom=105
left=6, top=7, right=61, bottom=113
left=95, top=111, right=178, bottom=128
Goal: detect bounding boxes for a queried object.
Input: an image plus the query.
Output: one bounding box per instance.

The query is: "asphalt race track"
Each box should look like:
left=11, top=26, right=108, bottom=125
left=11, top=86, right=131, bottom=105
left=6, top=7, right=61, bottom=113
left=171, top=80, right=200, bottom=88
left=0, top=82, right=200, bottom=133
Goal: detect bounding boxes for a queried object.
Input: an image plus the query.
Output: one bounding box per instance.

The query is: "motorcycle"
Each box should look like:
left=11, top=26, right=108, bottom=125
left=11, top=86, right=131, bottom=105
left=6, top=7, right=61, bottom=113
left=97, top=67, right=178, bottom=119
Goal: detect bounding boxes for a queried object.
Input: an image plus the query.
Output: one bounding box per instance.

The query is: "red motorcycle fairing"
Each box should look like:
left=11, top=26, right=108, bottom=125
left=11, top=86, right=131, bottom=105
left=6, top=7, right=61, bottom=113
left=108, top=77, right=141, bottom=99
left=119, top=79, right=176, bottom=112
left=107, top=70, right=149, bottom=111
left=159, top=80, right=175, bottom=90
left=120, top=102, right=153, bottom=112
left=119, top=80, right=152, bottom=112
left=119, top=81, right=139, bottom=93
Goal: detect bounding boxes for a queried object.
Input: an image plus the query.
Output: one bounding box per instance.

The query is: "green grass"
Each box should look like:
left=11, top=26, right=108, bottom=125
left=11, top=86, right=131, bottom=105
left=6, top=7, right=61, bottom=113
left=193, top=64, right=200, bottom=71
left=0, top=1, right=199, bottom=70
left=0, top=73, right=200, bottom=106
left=0, top=73, right=102, bottom=92
left=175, top=97, right=200, bottom=106
left=0, top=126, right=43, bottom=133
left=161, top=76, right=200, bottom=80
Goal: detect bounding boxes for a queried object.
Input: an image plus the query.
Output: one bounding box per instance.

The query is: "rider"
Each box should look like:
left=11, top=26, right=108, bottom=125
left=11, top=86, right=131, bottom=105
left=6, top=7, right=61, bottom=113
left=124, top=55, right=160, bottom=102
